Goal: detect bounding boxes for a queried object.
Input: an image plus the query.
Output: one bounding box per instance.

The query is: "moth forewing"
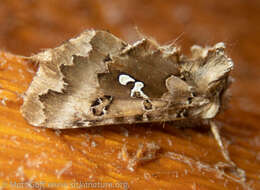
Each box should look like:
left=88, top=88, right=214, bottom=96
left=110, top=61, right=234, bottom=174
left=21, top=30, right=245, bottom=181
left=21, top=30, right=232, bottom=128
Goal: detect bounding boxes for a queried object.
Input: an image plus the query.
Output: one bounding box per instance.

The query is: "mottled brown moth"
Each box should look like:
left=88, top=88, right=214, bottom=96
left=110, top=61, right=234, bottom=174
left=21, top=30, right=244, bottom=179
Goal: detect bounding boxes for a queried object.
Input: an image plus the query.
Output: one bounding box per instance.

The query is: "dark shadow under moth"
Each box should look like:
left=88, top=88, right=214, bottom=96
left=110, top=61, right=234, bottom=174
left=20, top=30, right=245, bottom=181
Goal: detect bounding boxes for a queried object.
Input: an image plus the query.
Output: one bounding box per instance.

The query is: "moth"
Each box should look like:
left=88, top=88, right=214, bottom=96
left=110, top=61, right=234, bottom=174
left=21, top=30, right=244, bottom=179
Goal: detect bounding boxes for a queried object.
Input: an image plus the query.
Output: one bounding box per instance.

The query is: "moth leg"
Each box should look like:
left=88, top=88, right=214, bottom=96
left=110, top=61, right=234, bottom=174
left=210, top=120, right=246, bottom=182
left=210, top=121, right=234, bottom=165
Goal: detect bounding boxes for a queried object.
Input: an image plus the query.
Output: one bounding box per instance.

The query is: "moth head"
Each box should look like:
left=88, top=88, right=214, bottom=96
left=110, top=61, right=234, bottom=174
left=178, top=42, right=233, bottom=119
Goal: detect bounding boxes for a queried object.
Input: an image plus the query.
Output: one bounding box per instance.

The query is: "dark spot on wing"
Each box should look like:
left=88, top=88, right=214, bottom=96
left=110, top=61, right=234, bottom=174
left=143, top=99, right=153, bottom=110
left=176, top=109, right=188, bottom=118
left=103, top=54, right=112, bottom=62
left=90, top=95, right=113, bottom=116
left=115, top=116, right=125, bottom=123
left=187, top=97, right=193, bottom=104
left=134, top=114, right=143, bottom=121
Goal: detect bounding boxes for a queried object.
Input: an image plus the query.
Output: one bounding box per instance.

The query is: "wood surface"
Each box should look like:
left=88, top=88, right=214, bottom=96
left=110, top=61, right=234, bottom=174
left=0, top=0, right=259, bottom=189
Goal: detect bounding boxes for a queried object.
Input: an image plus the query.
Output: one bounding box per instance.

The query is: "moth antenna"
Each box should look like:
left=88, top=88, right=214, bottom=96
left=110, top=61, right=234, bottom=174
left=210, top=121, right=246, bottom=182
left=134, top=26, right=160, bottom=48
left=134, top=26, right=144, bottom=39
left=168, top=32, right=185, bottom=47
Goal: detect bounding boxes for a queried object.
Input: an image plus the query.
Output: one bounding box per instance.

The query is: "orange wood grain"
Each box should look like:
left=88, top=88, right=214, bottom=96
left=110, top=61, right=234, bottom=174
left=0, top=0, right=259, bottom=189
